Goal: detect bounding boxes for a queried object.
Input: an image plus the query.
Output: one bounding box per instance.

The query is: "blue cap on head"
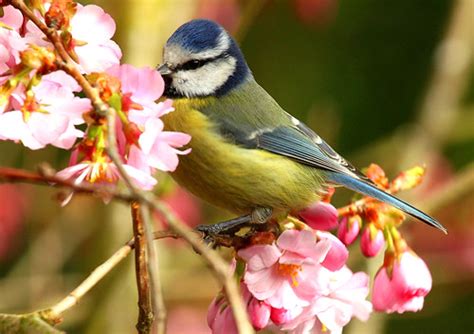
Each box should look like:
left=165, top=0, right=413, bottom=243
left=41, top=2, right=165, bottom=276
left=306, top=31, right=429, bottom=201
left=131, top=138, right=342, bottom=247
left=167, top=19, right=225, bottom=52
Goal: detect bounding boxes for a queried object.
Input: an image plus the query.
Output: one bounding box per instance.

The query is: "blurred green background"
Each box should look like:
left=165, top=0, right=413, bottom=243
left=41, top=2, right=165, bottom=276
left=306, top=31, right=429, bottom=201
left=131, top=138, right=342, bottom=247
left=0, top=0, right=473, bottom=333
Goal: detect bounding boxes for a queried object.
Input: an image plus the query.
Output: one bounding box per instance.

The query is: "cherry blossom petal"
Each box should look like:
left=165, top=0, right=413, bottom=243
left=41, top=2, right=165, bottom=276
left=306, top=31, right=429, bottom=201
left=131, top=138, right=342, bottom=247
left=0, top=6, right=23, bottom=30
left=238, top=244, right=282, bottom=271
left=0, top=111, right=27, bottom=141
left=316, top=231, right=348, bottom=271
left=50, top=123, right=83, bottom=149
left=71, top=5, right=116, bottom=43
left=278, top=230, right=331, bottom=264
left=128, top=145, right=152, bottom=174
left=139, top=117, right=164, bottom=154
left=27, top=112, right=69, bottom=145
left=160, top=131, right=192, bottom=147
left=122, top=164, right=157, bottom=190
left=107, top=64, right=164, bottom=102
left=75, top=42, right=121, bottom=73
left=40, top=70, right=82, bottom=92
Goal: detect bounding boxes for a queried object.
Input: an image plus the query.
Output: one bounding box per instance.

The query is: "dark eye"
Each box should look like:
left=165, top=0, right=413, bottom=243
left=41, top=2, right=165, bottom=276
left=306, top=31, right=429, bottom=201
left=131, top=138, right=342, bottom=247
left=181, top=59, right=204, bottom=71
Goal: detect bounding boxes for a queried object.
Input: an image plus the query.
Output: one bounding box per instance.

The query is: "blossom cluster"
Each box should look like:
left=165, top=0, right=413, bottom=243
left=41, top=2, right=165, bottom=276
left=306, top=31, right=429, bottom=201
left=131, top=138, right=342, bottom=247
left=0, top=1, right=190, bottom=192
left=208, top=166, right=434, bottom=333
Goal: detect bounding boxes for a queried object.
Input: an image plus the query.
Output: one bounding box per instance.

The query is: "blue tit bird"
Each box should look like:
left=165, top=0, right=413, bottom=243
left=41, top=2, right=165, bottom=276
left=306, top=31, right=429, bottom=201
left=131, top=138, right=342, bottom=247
left=157, top=19, right=446, bottom=234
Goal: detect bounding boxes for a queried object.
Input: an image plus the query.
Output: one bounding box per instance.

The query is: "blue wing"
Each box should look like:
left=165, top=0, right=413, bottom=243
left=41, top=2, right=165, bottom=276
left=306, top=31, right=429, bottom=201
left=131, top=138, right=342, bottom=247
left=254, top=124, right=446, bottom=233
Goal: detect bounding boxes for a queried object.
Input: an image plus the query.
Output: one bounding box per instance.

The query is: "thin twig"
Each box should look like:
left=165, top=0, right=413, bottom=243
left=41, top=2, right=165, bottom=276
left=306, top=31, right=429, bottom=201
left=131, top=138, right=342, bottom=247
left=0, top=166, right=134, bottom=202
left=131, top=202, right=153, bottom=334
left=140, top=205, right=167, bottom=334
left=40, top=243, right=131, bottom=324
left=38, top=231, right=178, bottom=325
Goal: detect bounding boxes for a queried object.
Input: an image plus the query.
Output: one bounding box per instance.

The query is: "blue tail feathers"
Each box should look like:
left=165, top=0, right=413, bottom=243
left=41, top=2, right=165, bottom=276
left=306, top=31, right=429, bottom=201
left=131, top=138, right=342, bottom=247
left=327, top=172, right=447, bottom=234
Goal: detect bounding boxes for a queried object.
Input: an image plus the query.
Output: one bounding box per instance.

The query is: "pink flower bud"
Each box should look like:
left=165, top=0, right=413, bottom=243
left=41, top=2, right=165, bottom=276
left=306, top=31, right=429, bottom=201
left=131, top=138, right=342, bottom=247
left=248, top=298, right=271, bottom=330
left=372, top=250, right=432, bottom=313
left=337, top=216, right=361, bottom=245
left=360, top=224, right=385, bottom=257
left=316, top=231, right=349, bottom=271
left=270, top=307, right=293, bottom=326
left=299, top=201, right=338, bottom=231
left=207, top=295, right=238, bottom=334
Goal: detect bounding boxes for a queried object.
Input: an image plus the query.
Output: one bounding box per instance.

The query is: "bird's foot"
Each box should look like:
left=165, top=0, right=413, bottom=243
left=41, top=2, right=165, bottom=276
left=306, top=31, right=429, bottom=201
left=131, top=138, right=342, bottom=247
left=196, top=214, right=252, bottom=244
left=196, top=208, right=273, bottom=245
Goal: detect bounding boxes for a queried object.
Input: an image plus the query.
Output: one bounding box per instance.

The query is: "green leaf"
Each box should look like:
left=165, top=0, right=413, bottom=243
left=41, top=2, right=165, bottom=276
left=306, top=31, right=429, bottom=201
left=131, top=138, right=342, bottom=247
left=0, top=313, right=64, bottom=334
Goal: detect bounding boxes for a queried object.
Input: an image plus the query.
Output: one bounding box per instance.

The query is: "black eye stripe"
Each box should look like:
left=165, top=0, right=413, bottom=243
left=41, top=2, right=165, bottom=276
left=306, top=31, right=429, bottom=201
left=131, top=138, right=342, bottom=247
left=176, top=52, right=229, bottom=71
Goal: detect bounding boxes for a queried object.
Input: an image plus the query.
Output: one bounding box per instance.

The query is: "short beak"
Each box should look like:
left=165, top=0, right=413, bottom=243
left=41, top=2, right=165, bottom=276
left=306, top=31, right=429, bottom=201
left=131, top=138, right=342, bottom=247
left=157, top=63, right=172, bottom=76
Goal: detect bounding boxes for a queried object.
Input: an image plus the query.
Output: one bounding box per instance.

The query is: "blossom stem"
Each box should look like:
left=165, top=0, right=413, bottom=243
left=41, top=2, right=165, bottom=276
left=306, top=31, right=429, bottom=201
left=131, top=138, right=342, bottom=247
left=140, top=204, right=167, bottom=334
left=389, top=225, right=407, bottom=254
left=383, top=225, right=395, bottom=254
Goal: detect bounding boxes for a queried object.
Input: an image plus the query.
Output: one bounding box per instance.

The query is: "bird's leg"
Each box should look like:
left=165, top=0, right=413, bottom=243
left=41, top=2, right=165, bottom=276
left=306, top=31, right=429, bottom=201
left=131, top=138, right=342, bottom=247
left=196, top=208, right=273, bottom=242
left=196, top=214, right=252, bottom=236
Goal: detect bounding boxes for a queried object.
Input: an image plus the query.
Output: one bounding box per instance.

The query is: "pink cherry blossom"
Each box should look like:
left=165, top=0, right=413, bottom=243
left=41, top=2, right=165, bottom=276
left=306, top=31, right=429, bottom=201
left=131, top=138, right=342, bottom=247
left=238, top=229, right=332, bottom=310
left=316, top=231, right=348, bottom=271
left=0, top=71, right=90, bottom=149
left=372, top=250, right=432, bottom=313
left=106, top=64, right=191, bottom=172
left=106, top=64, right=172, bottom=124
left=70, top=5, right=122, bottom=73
left=283, top=266, right=372, bottom=334
left=337, top=216, right=361, bottom=245
left=360, top=224, right=385, bottom=257
left=138, top=117, right=191, bottom=172
left=299, top=201, right=338, bottom=231
left=56, top=158, right=157, bottom=191
left=1, top=4, right=121, bottom=73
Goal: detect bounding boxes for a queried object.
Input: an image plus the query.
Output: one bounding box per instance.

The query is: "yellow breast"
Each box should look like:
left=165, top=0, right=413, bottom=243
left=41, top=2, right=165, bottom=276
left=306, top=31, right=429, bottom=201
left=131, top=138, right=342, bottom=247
left=162, top=98, right=323, bottom=215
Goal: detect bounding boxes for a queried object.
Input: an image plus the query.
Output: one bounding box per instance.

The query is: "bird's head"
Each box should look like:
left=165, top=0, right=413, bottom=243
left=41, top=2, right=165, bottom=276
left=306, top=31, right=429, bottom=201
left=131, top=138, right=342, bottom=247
left=157, top=19, right=251, bottom=99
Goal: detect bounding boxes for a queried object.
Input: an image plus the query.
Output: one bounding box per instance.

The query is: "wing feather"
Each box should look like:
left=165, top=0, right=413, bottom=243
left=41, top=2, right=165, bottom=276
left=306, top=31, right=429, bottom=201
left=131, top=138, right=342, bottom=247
left=256, top=126, right=369, bottom=180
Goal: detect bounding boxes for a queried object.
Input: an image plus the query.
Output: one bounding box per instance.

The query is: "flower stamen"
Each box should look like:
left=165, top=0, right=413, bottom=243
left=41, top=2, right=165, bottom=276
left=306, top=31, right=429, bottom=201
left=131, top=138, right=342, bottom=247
left=278, top=263, right=301, bottom=287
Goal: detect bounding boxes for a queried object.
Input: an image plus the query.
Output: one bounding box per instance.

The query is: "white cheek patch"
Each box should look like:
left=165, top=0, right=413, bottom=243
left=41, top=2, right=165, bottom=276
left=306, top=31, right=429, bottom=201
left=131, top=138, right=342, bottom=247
left=174, top=57, right=237, bottom=97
